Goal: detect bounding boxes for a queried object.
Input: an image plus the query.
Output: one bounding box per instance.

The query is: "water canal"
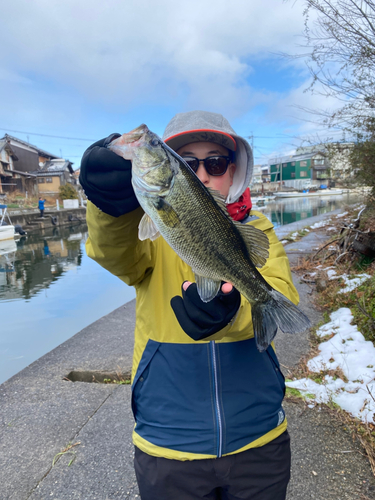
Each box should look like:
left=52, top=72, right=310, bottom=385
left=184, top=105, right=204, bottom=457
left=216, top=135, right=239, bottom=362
left=0, top=191, right=362, bottom=384
left=0, top=223, right=135, bottom=384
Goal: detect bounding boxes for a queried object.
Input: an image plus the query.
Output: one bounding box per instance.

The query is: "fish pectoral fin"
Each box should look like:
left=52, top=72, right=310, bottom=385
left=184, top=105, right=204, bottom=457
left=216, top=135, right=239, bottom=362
left=152, top=198, right=180, bottom=228
left=138, top=213, right=160, bottom=241
left=194, top=274, right=221, bottom=302
left=234, top=222, right=270, bottom=268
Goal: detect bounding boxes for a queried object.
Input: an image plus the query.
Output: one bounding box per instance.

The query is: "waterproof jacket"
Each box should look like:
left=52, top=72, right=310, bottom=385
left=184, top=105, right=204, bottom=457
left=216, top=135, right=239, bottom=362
left=86, top=201, right=299, bottom=461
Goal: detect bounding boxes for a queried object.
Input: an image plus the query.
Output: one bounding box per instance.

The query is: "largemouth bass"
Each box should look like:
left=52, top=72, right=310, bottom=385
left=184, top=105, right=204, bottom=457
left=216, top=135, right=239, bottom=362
left=108, top=124, right=311, bottom=351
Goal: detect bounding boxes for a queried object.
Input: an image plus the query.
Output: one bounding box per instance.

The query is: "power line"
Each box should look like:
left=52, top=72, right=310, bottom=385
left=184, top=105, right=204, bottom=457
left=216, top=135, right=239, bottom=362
left=0, top=127, right=96, bottom=142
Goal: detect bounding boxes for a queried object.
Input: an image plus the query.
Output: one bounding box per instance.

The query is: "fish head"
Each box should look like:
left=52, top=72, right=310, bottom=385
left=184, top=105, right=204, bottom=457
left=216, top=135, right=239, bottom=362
left=109, top=124, right=181, bottom=197
left=131, top=128, right=178, bottom=197
left=108, top=124, right=149, bottom=159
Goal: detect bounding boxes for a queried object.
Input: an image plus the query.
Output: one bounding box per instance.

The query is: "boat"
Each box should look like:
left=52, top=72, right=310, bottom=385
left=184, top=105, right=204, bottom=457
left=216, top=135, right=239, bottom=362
left=274, top=189, right=343, bottom=198
left=0, top=205, right=15, bottom=241
left=0, top=238, right=17, bottom=275
left=252, top=195, right=276, bottom=205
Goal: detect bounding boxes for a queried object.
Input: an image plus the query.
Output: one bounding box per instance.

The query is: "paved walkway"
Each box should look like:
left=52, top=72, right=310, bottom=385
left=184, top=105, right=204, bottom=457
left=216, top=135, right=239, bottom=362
left=1, top=210, right=374, bottom=499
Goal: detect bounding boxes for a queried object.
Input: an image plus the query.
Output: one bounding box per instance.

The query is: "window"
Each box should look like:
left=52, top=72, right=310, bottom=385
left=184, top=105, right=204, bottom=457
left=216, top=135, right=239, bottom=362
left=291, top=173, right=295, bottom=178
left=300, top=161, right=307, bottom=167
left=38, top=178, right=45, bottom=184
left=300, top=171, right=308, bottom=177
left=282, top=163, right=288, bottom=167
left=46, top=177, right=53, bottom=183
left=314, top=158, right=325, bottom=165
left=291, top=162, right=296, bottom=166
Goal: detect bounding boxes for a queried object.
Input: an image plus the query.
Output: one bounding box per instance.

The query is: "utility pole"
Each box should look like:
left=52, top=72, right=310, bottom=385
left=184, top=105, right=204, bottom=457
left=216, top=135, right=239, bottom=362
left=247, top=133, right=254, bottom=153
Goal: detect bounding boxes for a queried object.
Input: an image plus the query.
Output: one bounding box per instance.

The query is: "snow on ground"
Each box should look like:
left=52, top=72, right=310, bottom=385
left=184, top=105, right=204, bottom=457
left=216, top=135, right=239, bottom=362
left=286, top=309, right=375, bottom=423
left=309, top=219, right=332, bottom=229
left=307, top=267, right=371, bottom=293
left=314, top=266, right=371, bottom=293
left=336, top=212, right=349, bottom=218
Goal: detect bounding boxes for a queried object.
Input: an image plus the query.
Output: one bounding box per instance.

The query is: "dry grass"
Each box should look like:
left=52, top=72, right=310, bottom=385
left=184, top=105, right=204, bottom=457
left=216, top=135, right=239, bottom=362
left=4, top=190, right=59, bottom=209
left=287, top=202, right=375, bottom=475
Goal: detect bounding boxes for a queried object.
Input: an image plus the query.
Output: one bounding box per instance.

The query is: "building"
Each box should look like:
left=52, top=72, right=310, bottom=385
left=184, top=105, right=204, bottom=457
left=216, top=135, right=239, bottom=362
left=296, top=143, right=355, bottom=181
left=34, top=159, right=75, bottom=198
left=251, top=164, right=263, bottom=184
left=0, top=134, right=75, bottom=198
left=0, top=138, right=38, bottom=195
left=269, top=151, right=329, bottom=190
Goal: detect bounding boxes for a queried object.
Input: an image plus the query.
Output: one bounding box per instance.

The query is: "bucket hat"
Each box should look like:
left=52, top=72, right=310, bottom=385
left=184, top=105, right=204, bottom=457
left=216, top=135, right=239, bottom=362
left=163, top=110, right=253, bottom=203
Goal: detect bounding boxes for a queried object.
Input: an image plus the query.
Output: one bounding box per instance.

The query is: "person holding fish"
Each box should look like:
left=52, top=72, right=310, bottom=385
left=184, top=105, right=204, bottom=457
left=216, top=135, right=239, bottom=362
left=80, top=110, right=310, bottom=500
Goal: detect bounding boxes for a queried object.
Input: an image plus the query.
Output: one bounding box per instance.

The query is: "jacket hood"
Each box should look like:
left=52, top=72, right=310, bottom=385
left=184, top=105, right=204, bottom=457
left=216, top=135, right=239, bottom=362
left=162, top=110, right=253, bottom=203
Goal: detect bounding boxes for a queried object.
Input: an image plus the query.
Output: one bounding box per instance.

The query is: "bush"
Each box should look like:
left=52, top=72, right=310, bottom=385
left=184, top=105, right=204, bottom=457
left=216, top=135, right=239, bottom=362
left=58, top=184, right=78, bottom=200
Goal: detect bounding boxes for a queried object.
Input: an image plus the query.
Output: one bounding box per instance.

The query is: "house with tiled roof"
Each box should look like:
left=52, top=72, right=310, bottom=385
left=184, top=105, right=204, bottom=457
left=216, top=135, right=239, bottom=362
left=0, top=134, right=76, bottom=199
left=34, top=158, right=75, bottom=197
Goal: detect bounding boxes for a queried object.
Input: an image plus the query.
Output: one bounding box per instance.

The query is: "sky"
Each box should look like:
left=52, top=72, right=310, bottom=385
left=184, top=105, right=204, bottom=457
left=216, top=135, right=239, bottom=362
left=0, top=0, right=345, bottom=169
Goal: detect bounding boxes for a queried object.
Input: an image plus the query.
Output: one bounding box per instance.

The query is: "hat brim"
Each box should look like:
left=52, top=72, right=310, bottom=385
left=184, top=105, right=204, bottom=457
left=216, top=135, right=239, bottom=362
left=164, top=129, right=237, bottom=152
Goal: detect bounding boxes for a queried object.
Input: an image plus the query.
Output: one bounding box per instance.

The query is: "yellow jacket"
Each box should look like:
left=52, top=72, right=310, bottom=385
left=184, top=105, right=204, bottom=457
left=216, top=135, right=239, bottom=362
left=86, top=201, right=299, bottom=460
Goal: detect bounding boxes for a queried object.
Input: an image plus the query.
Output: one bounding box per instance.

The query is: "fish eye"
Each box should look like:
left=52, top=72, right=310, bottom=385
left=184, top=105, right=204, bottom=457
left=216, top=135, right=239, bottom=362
left=151, top=137, right=159, bottom=147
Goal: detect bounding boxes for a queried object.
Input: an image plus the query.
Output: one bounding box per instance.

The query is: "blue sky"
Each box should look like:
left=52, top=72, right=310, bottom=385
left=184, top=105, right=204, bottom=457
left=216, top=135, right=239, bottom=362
left=0, top=0, right=344, bottom=168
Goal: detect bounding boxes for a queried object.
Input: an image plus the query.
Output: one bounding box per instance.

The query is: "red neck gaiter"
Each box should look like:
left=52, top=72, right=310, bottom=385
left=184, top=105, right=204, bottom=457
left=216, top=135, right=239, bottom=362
left=226, top=187, right=252, bottom=221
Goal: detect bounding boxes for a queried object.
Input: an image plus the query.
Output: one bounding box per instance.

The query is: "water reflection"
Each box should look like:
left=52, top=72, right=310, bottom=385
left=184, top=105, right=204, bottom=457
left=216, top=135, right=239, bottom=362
left=257, top=193, right=362, bottom=228
left=0, top=224, right=135, bottom=385
left=0, top=225, right=85, bottom=301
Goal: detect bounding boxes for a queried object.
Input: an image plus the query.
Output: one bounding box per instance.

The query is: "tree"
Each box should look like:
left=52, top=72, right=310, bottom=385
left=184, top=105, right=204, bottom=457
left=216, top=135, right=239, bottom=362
left=291, top=0, right=375, bottom=194
left=299, top=0, right=375, bottom=130
left=59, top=184, right=78, bottom=200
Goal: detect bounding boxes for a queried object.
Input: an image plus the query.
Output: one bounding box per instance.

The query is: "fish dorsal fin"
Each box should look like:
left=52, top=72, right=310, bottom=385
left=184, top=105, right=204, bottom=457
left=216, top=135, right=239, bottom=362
left=208, top=186, right=269, bottom=267
left=138, top=213, right=160, bottom=241
left=234, top=221, right=269, bottom=267
left=207, top=187, right=269, bottom=268
left=206, top=187, right=228, bottom=214
left=194, top=273, right=221, bottom=303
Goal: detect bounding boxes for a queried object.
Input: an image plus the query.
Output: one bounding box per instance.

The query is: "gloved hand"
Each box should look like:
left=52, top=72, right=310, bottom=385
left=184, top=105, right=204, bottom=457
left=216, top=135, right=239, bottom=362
left=171, top=282, right=241, bottom=341
left=79, top=133, right=140, bottom=217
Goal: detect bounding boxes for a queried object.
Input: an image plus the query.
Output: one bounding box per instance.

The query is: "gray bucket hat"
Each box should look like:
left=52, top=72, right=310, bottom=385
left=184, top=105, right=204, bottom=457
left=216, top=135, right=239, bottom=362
left=162, top=110, right=253, bottom=203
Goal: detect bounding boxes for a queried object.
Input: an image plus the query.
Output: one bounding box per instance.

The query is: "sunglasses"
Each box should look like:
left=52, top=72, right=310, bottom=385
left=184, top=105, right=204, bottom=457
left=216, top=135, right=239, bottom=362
left=181, top=156, right=232, bottom=176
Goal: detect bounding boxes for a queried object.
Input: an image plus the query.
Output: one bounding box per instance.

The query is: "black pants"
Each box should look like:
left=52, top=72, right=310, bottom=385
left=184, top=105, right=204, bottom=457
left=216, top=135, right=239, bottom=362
left=40, top=209, right=44, bottom=218
left=134, top=431, right=291, bottom=500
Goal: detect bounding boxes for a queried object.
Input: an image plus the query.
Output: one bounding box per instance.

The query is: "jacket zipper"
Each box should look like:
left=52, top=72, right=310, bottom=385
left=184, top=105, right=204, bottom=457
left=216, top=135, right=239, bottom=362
left=210, top=341, right=223, bottom=458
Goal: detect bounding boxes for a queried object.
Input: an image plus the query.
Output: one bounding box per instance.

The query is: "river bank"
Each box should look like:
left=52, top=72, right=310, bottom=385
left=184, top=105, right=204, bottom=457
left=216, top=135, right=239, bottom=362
left=1, top=209, right=374, bottom=499
left=6, top=207, right=87, bottom=233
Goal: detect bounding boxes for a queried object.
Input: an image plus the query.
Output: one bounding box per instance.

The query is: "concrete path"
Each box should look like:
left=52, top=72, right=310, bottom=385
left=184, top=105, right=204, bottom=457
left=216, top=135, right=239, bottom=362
left=1, top=209, right=374, bottom=499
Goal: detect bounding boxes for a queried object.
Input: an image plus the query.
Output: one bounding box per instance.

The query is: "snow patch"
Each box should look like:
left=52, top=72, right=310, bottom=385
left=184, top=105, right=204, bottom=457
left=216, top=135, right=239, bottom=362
left=286, top=308, right=375, bottom=423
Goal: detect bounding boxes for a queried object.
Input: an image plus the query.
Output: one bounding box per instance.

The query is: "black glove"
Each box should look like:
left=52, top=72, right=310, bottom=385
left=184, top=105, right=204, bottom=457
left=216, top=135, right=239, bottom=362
left=171, top=282, right=241, bottom=341
left=79, top=133, right=140, bottom=217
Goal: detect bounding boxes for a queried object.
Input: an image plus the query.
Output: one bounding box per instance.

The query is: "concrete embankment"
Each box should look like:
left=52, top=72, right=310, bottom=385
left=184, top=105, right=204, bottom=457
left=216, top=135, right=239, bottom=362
left=0, top=209, right=374, bottom=500
left=8, top=207, right=87, bottom=233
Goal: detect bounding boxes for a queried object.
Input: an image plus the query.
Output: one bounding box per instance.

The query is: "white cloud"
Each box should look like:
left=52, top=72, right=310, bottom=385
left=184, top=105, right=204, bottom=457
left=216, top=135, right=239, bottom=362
left=1, top=0, right=308, bottom=115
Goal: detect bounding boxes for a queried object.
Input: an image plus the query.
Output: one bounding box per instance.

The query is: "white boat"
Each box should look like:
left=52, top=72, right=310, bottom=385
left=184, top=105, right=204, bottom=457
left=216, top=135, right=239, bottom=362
left=252, top=195, right=276, bottom=204
left=274, top=189, right=343, bottom=198
left=0, top=205, right=16, bottom=242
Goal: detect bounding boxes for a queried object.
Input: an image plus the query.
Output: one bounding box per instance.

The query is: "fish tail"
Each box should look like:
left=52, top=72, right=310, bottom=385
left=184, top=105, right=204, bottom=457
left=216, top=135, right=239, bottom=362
left=251, top=289, right=311, bottom=352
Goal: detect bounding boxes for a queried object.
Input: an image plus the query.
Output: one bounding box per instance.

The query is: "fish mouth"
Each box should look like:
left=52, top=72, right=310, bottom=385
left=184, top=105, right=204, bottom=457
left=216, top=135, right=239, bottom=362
left=122, top=124, right=149, bottom=144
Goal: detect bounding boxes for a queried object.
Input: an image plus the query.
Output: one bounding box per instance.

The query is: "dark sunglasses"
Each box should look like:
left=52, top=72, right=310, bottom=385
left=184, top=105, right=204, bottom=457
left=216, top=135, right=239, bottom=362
left=182, top=156, right=232, bottom=176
